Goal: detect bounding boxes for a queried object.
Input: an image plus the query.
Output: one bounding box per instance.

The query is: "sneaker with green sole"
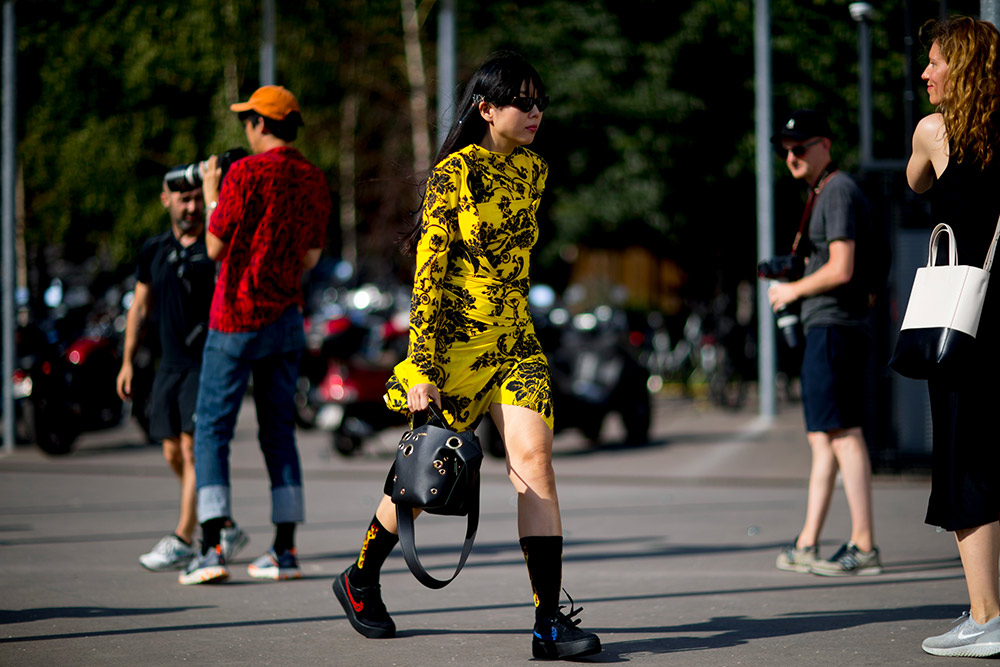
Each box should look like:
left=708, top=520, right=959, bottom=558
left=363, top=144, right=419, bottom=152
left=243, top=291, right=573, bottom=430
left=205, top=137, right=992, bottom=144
left=809, top=542, right=881, bottom=576
left=775, top=541, right=818, bottom=573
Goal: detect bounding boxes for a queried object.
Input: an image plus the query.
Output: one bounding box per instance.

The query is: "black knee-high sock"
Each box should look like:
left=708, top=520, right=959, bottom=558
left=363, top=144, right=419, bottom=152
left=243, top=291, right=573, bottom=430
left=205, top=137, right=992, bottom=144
left=348, top=515, right=398, bottom=587
left=273, top=523, right=296, bottom=554
left=520, top=536, right=563, bottom=622
left=201, top=517, right=228, bottom=554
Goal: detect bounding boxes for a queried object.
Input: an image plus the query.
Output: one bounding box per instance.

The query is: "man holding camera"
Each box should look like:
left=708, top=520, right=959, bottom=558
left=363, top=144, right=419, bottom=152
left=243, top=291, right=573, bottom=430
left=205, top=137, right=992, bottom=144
left=768, top=110, right=882, bottom=576
left=179, top=85, right=331, bottom=585
left=118, top=176, right=249, bottom=572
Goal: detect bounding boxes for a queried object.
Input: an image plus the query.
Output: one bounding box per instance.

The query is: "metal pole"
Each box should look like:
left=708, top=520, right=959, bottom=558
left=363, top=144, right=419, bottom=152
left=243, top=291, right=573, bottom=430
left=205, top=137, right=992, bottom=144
left=2, top=1, right=16, bottom=455
left=260, top=0, right=275, bottom=85
left=858, top=18, right=872, bottom=167
left=755, top=0, right=776, bottom=419
left=850, top=3, right=875, bottom=169
left=436, top=0, right=456, bottom=150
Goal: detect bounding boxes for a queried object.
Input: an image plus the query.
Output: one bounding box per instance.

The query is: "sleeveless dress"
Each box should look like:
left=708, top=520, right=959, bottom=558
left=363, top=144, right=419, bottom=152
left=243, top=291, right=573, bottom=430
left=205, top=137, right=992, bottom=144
left=924, top=148, right=1000, bottom=531
left=384, top=144, right=554, bottom=432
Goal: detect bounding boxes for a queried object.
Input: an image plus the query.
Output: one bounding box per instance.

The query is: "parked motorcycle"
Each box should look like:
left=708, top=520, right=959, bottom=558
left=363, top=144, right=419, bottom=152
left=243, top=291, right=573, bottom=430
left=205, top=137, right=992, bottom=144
left=296, top=272, right=409, bottom=456
left=478, top=285, right=652, bottom=457
left=14, top=281, right=135, bottom=455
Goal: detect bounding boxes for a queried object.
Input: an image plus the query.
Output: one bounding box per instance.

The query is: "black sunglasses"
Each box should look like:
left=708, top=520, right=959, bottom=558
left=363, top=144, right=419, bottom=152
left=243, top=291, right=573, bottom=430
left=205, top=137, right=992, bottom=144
left=508, top=95, right=549, bottom=112
left=779, top=138, right=823, bottom=158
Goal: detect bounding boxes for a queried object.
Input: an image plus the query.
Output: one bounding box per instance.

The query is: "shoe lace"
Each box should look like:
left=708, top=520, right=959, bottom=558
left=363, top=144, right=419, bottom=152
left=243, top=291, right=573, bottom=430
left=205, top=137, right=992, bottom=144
left=359, top=582, right=389, bottom=616
left=831, top=543, right=859, bottom=568
left=153, top=537, right=175, bottom=555
left=952, top=611, right=971, bottom=626
left=553, top=589, right=585, bottom=628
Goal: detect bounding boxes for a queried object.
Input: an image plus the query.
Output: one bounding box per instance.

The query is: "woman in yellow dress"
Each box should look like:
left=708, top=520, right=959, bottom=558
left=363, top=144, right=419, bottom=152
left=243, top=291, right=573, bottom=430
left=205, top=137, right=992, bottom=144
left=332, top=51, right=601, bottom=661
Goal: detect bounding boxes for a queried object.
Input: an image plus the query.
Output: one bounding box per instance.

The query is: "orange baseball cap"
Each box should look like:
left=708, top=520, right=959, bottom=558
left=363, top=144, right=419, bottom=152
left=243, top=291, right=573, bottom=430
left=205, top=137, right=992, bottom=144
left=230, top=85, right=302, bottom=122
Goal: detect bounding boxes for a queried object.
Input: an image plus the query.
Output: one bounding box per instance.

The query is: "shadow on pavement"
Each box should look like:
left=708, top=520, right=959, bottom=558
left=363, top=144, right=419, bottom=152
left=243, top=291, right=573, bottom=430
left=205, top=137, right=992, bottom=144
left=0, top=605, right=212, bottom=625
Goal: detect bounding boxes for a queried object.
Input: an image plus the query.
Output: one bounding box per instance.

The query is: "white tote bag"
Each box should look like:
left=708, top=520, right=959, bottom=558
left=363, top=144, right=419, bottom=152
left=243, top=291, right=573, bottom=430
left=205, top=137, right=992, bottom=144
left=890, top=221, right=1000, bottom=379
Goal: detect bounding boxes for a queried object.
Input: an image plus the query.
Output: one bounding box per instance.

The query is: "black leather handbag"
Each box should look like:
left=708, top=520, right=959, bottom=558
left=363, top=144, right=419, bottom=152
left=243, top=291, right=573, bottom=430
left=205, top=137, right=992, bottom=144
left=383, top=402, right=483, bottom=588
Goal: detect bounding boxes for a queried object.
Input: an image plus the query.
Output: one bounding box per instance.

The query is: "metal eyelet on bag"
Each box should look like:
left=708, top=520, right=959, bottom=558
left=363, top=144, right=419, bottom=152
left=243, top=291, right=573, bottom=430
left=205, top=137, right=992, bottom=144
left=430, top=488, right=438, bottom=495
left=402, top=444, right=414, bottom=457
left=438, top=469, right=446, bottom=475
left=433, top=460, right=443, bottom=469
left=445, top=436, right=462, bottom=449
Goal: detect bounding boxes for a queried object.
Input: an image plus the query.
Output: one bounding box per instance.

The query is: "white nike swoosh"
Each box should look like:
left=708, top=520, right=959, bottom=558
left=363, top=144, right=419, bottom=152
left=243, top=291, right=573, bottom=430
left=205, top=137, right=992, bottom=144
left=957, top=629, right=985, bottom=640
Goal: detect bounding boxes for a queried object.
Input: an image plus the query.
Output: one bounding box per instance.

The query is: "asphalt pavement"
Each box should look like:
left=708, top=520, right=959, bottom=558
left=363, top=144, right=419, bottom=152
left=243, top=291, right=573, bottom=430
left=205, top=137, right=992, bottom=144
left=0, top=390, right=974, bottom=666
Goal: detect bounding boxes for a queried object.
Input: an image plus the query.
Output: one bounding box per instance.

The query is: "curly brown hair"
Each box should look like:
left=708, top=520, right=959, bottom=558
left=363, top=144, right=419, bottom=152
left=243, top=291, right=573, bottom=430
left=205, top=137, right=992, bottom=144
left=921, top=15, right=1000, bottom=168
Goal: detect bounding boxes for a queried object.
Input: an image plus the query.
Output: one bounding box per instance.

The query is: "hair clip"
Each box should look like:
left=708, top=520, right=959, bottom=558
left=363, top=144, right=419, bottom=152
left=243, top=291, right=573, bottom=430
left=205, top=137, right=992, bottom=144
left=458, top=95, right=486, bottom=125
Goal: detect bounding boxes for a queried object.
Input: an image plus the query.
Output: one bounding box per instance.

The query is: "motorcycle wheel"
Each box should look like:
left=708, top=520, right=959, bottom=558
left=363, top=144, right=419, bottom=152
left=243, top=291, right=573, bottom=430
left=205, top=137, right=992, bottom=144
left=476, top=415, right=506, bottom=458
left=293, top=394, right=319, bottom=430
left=32, top=399, right=80, bottom=456
left=620, top=389, right=652, bottom=445
left=332, top=431, right=362, bottom=457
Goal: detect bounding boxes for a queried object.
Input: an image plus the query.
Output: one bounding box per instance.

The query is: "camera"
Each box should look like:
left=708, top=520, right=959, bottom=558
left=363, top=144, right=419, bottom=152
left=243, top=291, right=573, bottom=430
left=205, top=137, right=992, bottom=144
left=773, top=297, right=803, bottom=350
left=758, top=255, right=806, bottom=350
left=756, top=255, right=805, bottom=281
left=164, top=147, right=249, bottom=193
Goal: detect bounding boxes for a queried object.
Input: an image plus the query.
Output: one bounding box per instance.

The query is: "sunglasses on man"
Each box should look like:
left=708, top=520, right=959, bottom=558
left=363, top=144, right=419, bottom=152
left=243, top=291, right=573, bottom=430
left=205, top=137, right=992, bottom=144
left=508, top=95, right=550, bottom=112
left=778, top=138, right=823, bottom=158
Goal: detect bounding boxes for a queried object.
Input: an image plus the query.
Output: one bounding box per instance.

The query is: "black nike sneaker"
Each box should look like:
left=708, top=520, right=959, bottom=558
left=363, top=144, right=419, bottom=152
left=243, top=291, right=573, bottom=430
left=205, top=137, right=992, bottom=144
left=332, top=567, right=396, bottom=639
left=531, top=595, right=602, bottom=660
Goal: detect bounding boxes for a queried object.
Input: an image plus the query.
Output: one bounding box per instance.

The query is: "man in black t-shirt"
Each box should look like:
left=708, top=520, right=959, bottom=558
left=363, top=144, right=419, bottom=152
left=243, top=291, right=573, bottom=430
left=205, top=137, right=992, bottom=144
left=117, top=175, right=249, bottom=572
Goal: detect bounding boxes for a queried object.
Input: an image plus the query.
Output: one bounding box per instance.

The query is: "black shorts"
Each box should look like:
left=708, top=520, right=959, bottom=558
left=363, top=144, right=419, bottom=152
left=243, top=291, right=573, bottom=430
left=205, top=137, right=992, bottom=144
left=149, top=366, right=201, bottom=440
left=800, top=325, right=870, bottom=433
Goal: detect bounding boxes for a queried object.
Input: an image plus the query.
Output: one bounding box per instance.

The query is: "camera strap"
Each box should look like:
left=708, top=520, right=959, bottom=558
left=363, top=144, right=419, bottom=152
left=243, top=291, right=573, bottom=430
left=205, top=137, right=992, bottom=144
left=791, top=164, right=839, bottom=255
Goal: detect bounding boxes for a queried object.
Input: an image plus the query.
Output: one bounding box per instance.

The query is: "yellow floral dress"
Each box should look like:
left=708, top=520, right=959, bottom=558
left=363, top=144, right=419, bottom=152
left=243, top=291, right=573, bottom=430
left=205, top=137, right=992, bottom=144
left=384, top=143, right=553, bottom=432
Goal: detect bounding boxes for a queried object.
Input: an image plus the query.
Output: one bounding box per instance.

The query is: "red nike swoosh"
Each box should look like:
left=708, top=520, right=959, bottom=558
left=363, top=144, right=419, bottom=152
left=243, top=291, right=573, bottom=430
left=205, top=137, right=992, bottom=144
left=344, top=574, right=363, bottom=612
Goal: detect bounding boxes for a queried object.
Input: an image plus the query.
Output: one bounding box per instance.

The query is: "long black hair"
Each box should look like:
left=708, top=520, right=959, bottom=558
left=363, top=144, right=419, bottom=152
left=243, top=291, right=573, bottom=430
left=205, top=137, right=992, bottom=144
left=401, top=50, right=545, bottom=254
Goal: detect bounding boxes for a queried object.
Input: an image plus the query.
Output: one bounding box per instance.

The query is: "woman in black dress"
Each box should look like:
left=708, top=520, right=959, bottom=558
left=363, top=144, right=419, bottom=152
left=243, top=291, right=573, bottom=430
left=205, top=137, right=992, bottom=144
left=906, top=15, right=1000, bottom=658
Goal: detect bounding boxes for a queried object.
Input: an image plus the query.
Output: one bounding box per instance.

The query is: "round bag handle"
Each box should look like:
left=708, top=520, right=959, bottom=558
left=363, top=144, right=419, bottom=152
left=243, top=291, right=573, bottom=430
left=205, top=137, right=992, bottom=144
left=928, top=223, right=958, bottom=267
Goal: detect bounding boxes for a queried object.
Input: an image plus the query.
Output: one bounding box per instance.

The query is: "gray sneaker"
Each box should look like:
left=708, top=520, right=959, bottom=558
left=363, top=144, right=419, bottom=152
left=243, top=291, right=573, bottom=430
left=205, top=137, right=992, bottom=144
left=776, top=541, right=818, bottom=573
left=922, top=611, right=1000, bottom=657
left=220, top=525, right=250, bottom=563
left=139, top=535, right=195, bottom=571
left=809, top=542, right=881, bottom=576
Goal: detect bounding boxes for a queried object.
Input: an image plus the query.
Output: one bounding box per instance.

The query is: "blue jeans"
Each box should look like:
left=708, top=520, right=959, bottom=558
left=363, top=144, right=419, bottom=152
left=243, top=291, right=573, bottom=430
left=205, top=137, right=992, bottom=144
left=194, top=307, right=306, bottom=525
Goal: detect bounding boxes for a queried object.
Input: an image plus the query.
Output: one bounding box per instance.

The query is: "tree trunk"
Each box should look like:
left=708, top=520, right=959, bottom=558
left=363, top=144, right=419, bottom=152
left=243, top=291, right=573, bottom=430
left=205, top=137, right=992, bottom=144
left=401, top=0, right=430, bottom=180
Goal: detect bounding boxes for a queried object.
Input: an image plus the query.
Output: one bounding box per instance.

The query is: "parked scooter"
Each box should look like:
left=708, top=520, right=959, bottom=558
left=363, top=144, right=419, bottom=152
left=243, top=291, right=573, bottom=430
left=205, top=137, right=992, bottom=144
left=478, top=285, right=652, bottom=457
left=296, top=273, right=409, bottom=456
left=14, top=281, right=134, bottom=455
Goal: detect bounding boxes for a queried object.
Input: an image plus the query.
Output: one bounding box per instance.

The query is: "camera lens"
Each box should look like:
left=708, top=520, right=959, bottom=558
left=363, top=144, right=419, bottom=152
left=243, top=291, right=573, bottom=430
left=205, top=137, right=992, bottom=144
left=164, top=163, right=203, bottom=192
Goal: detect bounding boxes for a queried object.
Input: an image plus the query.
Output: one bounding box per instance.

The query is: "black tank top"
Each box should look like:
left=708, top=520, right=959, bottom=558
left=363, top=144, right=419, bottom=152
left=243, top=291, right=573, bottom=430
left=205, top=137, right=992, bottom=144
left=930, top=148, right=1000, bottom=267
left=929, top=146, right=1000, bottom=353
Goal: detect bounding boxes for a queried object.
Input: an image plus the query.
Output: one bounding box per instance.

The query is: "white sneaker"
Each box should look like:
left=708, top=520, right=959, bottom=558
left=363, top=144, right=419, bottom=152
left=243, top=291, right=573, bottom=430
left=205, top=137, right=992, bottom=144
left=922, top=611, right=1000, bottom=657
left=220, top=525, right=250, bottom=563
left=139, top=535, right=195, bottom=571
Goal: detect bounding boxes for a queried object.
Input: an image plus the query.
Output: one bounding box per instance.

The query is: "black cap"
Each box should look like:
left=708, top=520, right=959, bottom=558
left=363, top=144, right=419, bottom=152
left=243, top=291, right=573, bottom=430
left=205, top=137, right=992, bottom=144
left=771, top=110, right=832, bottom=146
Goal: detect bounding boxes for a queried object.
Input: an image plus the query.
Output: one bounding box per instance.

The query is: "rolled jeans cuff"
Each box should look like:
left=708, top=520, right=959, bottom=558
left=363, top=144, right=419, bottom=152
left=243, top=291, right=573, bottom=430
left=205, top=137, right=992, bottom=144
left=272, top=485, right=304, bottom=524
left=198, top=485, right=232, bottom=523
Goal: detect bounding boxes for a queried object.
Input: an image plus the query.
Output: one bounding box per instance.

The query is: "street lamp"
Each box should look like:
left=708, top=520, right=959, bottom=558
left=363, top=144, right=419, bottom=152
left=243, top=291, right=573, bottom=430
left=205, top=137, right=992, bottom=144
left=850, top=2, right=874, bottom=169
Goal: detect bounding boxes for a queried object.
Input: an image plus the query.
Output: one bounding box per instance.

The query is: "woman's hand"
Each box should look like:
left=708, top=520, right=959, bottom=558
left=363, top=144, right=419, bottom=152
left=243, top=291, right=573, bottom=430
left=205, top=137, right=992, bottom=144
left=407, top=383, right=441, bottom=413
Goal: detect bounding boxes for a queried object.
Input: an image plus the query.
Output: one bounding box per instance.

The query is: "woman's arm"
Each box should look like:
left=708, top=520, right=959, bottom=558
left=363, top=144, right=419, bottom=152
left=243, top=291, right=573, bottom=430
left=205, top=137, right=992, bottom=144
left=406, top=158, right=461, bottom=396
left=907, top=113, right=947, bottom=194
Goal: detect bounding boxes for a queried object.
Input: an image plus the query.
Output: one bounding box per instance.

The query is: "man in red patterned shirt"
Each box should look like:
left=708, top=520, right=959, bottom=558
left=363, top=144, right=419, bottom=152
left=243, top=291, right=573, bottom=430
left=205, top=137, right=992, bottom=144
left=180, top=85, right=331, bottom=585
